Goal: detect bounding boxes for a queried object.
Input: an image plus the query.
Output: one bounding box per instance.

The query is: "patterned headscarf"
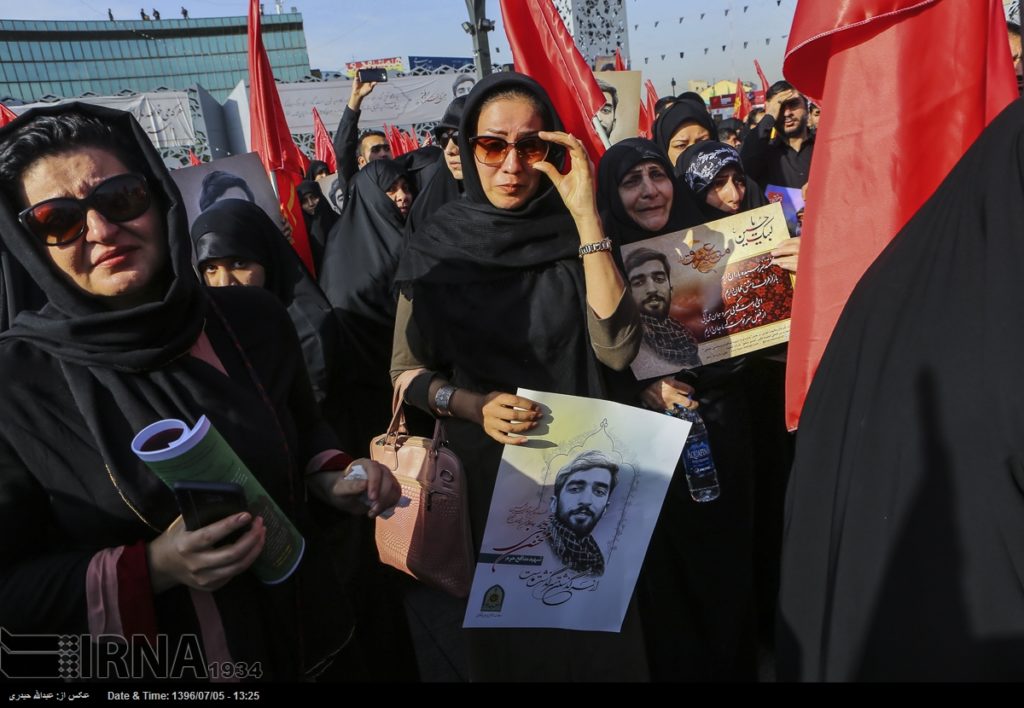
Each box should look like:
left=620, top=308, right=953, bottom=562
left=677, top=141, right=743, bottom=196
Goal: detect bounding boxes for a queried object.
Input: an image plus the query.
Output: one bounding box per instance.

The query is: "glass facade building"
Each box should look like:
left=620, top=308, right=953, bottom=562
left=0, top=14, right=311, bottom=103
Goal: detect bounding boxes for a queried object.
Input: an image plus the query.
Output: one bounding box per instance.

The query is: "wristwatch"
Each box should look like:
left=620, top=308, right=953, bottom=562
left=578, top=238, right=613, bottom=258
left=433, top=384, right=458, bottom=417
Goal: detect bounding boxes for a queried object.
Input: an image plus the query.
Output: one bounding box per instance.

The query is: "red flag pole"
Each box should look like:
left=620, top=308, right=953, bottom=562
left=246, top=0, right=315, bottom=274
left=311, top=107, right=338, bottom=173
left=782, top=0, right=1016, bottom=429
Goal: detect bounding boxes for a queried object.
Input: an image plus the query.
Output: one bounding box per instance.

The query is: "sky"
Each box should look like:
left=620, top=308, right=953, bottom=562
left=5, top=0, right=802, bottom=96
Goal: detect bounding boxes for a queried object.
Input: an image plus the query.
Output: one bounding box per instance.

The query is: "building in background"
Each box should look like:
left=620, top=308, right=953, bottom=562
left=0, top=14, right=311, bottom=104
left=553, top=0, right=630, bottom=68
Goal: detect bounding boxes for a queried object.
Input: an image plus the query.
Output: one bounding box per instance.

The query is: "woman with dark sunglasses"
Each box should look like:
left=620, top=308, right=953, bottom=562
left=0, top=104, right=400, bottom=681
left=403, top=96, right=466, bottom=238
left=392, top=72, right=645, bottom=682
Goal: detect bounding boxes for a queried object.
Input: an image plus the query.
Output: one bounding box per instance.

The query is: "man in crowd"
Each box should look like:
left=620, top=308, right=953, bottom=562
left=718, top=118, right=745, bottom=148
left=625, top=248, right=702, bottom=371
left=741, top=80, right=814, bottom=190
left=332, top=76, right=393, bottom=209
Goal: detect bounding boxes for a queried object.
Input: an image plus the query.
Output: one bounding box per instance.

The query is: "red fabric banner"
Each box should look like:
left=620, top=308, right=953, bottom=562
left=754, top=58, right=770, bottom=96
left=499, top=0, right=607, bottom=164
left=782, top=0, right=1017, bottom=429
left=0, top=103, right=17, bottom=127
left=311, top=107, right=338, bottom=173
left=639, top=79, right=658, bottom=139
left=733, top=78, right=752, bottom=121
left=187, top=149, right=201, bottom=166
left=246, top=0, right=313, bottom=273
left=614, top=47, right=626, bottom=71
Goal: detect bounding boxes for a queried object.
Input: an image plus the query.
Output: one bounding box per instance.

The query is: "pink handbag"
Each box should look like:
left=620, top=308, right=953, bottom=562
left=370, top=401, right=474, bottom=598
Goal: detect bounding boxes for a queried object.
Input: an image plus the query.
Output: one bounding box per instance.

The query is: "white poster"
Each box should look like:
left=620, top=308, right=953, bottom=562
left=463, top=389, right=688, bottom=633
left=594, top=70, right=642, bottom=145
left=170, top=152, right=281, bottom=230
left=13, top=92, right=195, bottom=148
left=275, top=73, right=474, bottom=133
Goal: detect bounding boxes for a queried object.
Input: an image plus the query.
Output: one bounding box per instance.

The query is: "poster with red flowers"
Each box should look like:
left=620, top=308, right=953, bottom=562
left=620, top=202, right=794, bottom=380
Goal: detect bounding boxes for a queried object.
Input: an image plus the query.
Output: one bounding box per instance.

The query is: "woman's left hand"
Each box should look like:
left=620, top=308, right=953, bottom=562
left=533, top=131, right=598, bottom=225
left=323, top=458, right=400, bottom=518
left=771, top=237, right=800, bottom=273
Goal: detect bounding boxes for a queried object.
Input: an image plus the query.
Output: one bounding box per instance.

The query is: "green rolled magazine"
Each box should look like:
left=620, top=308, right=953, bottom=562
left=131, top=415, right=304, bottom=584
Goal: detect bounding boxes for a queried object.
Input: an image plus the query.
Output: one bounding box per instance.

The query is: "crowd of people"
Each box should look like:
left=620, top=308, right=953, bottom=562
left=0, top=22, right=1021, bottom=682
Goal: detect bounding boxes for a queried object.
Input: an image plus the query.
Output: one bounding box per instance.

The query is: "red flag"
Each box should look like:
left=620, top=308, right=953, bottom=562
left=187, top=149, right=201, bottom=166
left=246, top=0, right=314, bottom=273
left=500, top=0, right=608, bottom=164
left=614, top=47, right=626, bottom=71
left=733, top=78, right=752, bottom=121
left=311, top=107, right=337, bottom=173
left=383, top=124, right=403, bottom=156
left=639, top=79, right=658, bottom=139
left=0, top=103, right=17, bottom=127
left=783, top=0, right=1017, bottom=430
left=754, top=59, right=770, bottom=96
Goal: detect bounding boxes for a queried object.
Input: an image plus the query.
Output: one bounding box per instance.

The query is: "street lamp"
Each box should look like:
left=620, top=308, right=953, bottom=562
left=671, top=77, right=677, bottom=96
left=465, top=0, right=495, bottom=80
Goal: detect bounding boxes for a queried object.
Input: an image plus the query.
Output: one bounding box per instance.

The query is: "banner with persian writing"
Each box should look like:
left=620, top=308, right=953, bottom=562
left=619, top=202, right=793, bottom=380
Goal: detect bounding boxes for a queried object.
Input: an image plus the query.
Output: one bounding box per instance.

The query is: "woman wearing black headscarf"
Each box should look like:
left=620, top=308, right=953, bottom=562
left=392, top=72, right=644, bottom=682
left=0, top=104, right=398, bottom=680
left=598, top=137, right=759, bottom=680
left=318, top=158, right=413, bottom=456
left=190, top=199, right=340, bottom=416
left=305, top=159, right=330, bottom=182
left=404, top=96, right=467, bottom=237
left=653, top=94, right=719, bottom=167
left=295, top=179, right=337, bottom=275
left=778, top=97, right=1024, bottom=682
left=677, top=139, right=800, bottom=658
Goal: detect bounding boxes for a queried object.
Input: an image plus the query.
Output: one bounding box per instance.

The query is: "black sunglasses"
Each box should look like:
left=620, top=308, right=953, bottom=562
left=469, top=135, right=550, bottom=167
left=18, top=173, right=151, bottom=247
left=435, top=128, right=459, bottom=146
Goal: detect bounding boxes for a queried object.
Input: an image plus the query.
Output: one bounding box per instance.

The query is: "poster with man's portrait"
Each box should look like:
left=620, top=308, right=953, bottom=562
left=462, top=389, right=687, bottom=633
left=316, top=172, right=344, bottom=214
left=171, top=152, right=282, bottom=229
left=620, top=202, right=794, bottom=381
left=594, top=70, right=641, bottom=145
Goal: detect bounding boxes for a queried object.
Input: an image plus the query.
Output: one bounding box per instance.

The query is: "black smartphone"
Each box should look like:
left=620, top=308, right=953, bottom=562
left=173, top=481, right=250, bottom=545
left=356, top=67, right=388, bottom=83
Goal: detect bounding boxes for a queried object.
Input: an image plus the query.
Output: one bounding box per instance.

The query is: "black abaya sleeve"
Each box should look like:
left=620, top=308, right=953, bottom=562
left=0, top=437, right=93, bottom=633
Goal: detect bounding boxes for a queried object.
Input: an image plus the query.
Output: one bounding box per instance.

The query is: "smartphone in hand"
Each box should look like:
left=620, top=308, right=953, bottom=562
left=173, top=481, right=250, bottom=546
left=356, top=68, right=388, bottom=83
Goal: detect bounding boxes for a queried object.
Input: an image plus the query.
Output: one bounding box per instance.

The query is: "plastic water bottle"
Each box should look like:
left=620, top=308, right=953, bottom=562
left=670, top=404, right=721, bottom=503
